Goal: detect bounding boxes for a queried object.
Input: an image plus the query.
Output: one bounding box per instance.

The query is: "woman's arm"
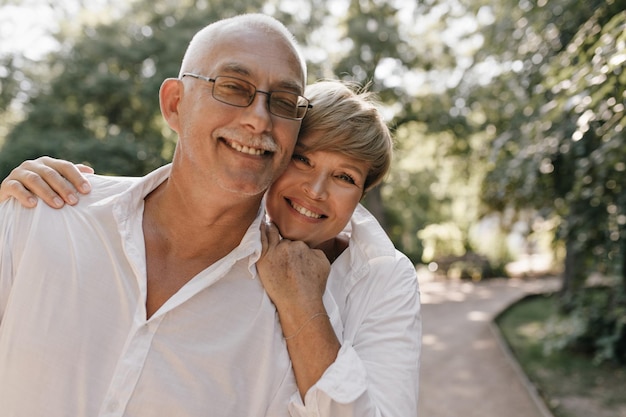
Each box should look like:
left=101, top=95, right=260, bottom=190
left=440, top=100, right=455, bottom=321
left=257, top=222, right=340, bottom=400
left=301, top=254, right=420, bottom=417
left=272, top=240, right=420, bottom=417
left=0, top=156, right=93, bottom=208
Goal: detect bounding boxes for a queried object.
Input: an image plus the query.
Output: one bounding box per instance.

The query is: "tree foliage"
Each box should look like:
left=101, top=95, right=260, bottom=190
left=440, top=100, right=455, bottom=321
left=475, top=0, right=626, bottom=362
left=480, top=0, right=625, bottom=283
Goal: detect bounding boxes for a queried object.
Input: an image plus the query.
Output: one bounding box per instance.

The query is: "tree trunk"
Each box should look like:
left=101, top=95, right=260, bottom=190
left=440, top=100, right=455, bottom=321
left=560, top=236, right=586, bottom=303
left=620, top=227, right=626, bottom=292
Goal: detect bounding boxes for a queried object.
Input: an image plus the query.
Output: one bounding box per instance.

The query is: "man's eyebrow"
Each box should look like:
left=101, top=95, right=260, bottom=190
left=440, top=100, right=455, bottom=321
left=218, top=62, right=252, bottom=78
left=218, top=62, right=303, bottom=93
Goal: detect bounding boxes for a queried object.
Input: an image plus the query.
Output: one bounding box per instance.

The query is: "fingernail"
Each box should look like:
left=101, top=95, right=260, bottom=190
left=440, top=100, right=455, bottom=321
left=53, top=197, right=64, bottom=207
left=80, top=182, right=91, bottom=193
left=67, top=194, right=78, bottom=205
left=27, top=197, right=38, bottom=207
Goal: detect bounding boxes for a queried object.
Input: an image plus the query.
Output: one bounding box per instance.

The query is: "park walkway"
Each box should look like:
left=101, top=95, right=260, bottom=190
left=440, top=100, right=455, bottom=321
left=417, top=275, right=561, bottom=417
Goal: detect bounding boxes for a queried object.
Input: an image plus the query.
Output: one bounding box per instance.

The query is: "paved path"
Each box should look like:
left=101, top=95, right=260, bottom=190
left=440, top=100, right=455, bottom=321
left=417, top=276, right=561, bottom=417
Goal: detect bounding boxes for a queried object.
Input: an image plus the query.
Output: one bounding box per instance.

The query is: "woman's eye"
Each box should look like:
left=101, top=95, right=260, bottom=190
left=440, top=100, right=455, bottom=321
left=337, top=173, right=356, bottom=185
left=291, top=154, right=309, bottom=165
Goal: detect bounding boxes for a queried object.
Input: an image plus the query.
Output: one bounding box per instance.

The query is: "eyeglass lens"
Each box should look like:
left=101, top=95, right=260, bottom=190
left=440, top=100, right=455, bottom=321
left=212, top=76, right=308, bottom=119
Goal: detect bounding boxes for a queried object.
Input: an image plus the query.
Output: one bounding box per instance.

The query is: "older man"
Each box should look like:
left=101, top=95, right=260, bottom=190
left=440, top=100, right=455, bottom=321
left=0, top=14, right=314, bottom=416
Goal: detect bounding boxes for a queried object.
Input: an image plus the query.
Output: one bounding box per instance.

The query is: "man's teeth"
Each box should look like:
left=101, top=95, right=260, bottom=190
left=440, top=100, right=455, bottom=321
left=229, top=141, right=265, bottom=155
left=290, top=201, right=322, bottom=219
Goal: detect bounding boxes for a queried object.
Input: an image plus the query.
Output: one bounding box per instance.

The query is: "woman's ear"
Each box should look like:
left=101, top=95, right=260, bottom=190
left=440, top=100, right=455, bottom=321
left=159, top=78, right=183, bottom=132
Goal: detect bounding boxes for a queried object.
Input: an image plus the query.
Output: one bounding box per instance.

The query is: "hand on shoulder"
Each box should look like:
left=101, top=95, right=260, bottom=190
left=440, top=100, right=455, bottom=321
left=0, top=156, right=93, bottom=208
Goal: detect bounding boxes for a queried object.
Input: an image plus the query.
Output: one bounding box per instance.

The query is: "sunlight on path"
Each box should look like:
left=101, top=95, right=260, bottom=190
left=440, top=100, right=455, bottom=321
left=417, top=275, right=560, bottom=417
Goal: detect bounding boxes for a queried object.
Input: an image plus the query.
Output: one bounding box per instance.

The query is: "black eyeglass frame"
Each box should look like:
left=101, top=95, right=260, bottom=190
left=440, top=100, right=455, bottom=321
left=181, top=72, right=312, bottom=120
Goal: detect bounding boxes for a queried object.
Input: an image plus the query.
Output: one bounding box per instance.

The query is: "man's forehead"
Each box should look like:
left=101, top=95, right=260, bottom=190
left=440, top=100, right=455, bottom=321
left=204, top=25, right=306, bottom=85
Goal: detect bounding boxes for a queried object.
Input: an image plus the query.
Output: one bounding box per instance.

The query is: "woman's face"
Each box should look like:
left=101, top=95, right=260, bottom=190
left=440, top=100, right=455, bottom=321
left=265, top=132, right=370, bottom=249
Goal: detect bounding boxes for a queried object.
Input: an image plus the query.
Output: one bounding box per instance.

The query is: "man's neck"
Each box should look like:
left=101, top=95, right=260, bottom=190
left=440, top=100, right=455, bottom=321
left=144, top=178, right=262, bottom=255
left=141, top=178, right=263, bottom=318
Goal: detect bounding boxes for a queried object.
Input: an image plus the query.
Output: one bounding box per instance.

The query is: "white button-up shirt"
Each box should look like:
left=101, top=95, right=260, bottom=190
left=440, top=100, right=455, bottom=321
left=0, top=165, right=296, bottom=417
left=290, top=204, right=422, bottom=417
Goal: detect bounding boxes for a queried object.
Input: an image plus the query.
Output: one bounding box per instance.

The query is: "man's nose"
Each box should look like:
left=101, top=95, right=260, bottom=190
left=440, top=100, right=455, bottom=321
left=240, top=92, right=272, bottom=132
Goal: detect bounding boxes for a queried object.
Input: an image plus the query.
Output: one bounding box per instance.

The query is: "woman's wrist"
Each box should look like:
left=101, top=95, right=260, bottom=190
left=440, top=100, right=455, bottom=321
left=283, top=312, right=330, bottom=340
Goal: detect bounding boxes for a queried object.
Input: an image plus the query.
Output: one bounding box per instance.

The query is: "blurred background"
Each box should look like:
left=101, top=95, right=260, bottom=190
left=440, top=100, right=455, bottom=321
left=0, top=0, right=624, bottom=413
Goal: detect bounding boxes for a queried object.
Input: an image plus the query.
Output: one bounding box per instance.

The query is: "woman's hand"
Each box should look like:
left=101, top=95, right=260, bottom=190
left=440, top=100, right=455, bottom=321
left=257, top=222, right=330, bottom=317
left=0, top=156, right=93, bottom=208
left=257, top=222, right=339, bottom=399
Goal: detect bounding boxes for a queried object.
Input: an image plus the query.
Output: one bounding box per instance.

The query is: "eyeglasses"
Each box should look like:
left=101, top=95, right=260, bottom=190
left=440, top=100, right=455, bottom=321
left=181, top=73, right=312, bottom=120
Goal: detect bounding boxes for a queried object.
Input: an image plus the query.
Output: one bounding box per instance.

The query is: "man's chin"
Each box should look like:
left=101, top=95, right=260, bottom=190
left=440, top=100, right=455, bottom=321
left=217, top=178, right=270, bottom=198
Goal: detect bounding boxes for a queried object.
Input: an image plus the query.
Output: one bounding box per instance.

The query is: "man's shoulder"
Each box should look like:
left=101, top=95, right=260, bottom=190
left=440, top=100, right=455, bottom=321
left=80, top=174, right=140, bottom=203
left=77, top=165, right=170, bottom=208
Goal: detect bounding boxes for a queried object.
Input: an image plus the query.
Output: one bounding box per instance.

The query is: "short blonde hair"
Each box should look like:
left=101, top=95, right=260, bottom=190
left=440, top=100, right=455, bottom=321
left=299, top=80, right=393, bottom=192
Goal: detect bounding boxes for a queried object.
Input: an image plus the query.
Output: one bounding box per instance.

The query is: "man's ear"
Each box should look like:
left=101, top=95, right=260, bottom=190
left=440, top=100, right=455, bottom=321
left=159, top=78, right=183, bottom=132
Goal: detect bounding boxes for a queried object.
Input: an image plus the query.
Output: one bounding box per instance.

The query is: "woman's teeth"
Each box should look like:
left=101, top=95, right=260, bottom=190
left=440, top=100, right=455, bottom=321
left=290, top=201, right=322, bottom=219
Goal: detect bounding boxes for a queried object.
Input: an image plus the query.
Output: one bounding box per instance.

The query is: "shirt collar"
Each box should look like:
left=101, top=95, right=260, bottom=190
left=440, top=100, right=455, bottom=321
left=339, top=204, right=397, bottom=281
left=104, top=163, right=266, bottom=280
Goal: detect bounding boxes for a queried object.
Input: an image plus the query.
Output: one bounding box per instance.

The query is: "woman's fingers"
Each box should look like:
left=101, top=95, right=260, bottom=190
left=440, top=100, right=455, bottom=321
left=266, top=222, right=282, bottom=247
left=35, top=157, right=93, bottom=197
left=0, top=157, right=93, bottom=208
left=0, top=177, right=39, bottom=207
left=75, top=163, right=95, bottom=176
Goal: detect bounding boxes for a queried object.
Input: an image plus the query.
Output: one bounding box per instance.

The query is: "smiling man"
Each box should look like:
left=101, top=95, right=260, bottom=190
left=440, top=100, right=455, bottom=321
left=0, top=14, right=310, bottom=417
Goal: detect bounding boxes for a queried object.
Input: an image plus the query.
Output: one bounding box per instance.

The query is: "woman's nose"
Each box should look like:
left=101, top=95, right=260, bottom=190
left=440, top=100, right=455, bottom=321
left=303, top=175, right=328, bottom=200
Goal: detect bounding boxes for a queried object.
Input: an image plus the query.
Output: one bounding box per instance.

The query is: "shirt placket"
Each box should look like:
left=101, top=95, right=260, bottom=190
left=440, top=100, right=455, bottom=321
left=99, top=313, right=163, bottom=417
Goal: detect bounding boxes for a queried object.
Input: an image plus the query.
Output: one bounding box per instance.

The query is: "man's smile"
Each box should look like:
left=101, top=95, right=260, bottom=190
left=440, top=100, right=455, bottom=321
left=224, top=138, right=271, bottom=156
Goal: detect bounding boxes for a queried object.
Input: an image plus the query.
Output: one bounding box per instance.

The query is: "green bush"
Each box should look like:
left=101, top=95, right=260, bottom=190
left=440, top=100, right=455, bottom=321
left=543, top=286, right=626, bottom=364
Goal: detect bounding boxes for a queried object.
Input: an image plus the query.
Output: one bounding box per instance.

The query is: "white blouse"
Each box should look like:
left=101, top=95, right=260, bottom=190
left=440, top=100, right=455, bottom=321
left=289, top=204, right=422, bottom=417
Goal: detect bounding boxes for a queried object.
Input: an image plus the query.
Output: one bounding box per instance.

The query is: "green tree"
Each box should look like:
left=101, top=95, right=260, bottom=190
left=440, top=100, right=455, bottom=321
left=479, top=0, right=625, bottom=287
left=0, top=0, right=270, bottom=177
left=477, top=0, right=626, bottom=362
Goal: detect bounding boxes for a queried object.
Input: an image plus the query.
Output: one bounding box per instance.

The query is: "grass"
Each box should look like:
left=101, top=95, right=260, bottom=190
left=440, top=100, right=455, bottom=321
left=496, top=293, right=626, bottom=417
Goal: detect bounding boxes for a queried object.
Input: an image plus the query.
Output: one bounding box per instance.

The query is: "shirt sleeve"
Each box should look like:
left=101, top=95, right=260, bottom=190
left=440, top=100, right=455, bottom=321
left=287, top=253, right=422, bottom=417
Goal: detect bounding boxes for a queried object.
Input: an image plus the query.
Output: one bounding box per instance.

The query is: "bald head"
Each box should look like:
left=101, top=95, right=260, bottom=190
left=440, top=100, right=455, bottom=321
left=180, top=14, right=307, bottom=85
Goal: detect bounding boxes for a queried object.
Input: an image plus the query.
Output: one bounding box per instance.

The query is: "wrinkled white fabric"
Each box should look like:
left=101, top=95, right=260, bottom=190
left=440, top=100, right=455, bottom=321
left=288, top=204, right=422, bottom=417
left=0, top=165, right=420, bottom=417
left=0, top=165, right=297, bottom=417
